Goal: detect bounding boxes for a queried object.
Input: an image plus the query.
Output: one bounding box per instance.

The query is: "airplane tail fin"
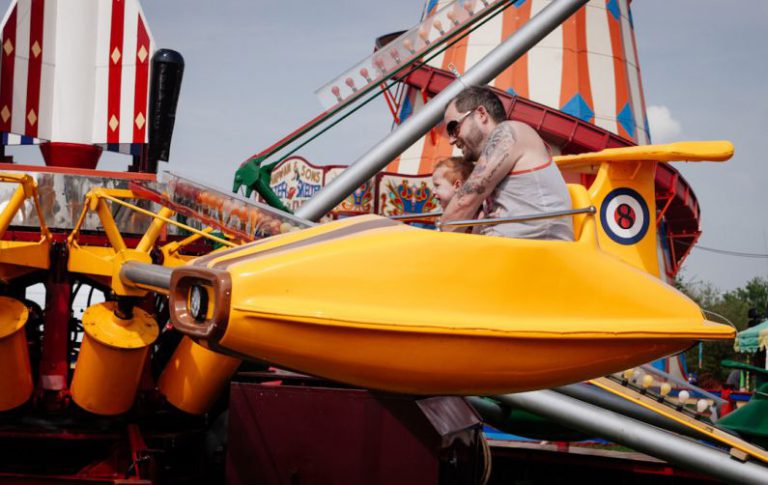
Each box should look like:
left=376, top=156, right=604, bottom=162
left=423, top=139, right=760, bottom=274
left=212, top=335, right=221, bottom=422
left=555, top=141, right=734, bottom=277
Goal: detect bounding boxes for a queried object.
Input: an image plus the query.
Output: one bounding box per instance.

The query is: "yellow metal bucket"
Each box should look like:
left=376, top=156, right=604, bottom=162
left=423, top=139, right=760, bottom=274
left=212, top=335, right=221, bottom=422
left=158, top=336, right=240, bottom=415
left=0, top=296, right=32, bottom=411
left=70, top=302, right=158, bottom=415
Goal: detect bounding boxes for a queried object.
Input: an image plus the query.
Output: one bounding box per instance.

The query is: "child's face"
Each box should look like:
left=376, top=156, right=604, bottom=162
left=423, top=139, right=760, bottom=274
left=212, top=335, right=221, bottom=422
left=432, top=166, right=462, bottom=209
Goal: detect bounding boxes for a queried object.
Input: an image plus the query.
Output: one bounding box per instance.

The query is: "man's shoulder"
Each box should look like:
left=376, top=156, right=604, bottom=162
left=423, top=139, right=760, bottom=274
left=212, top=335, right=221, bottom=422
left=499, top=119, right=536, bottom=133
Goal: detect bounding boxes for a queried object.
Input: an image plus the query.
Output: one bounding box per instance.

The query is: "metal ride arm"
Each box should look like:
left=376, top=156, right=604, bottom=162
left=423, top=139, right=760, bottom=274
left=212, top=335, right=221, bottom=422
left=0, top=173, right=52, bottom=280
left=296, top=0, right=590, bottom=221
left=494, top=390, right=768, bottom=485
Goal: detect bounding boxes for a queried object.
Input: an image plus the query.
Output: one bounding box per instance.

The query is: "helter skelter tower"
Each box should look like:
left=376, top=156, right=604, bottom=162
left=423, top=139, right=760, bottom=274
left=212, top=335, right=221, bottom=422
left=386, top=0, right=649, bottom=175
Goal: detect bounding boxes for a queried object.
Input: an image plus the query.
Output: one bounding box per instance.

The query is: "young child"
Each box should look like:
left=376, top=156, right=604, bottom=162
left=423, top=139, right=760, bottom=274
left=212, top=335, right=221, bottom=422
left=432, top=156, right=474, bottom=209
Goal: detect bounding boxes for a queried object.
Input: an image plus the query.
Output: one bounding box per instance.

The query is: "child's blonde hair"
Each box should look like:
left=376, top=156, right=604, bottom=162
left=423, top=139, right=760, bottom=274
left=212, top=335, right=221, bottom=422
left=434, top=157, right=473, bottom=183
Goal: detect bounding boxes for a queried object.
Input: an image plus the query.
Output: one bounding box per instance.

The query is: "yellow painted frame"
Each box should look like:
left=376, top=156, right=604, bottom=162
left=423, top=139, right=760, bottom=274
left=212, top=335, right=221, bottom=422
left=67, top=187, right=238, bottom=295
left=0, top=173, right=51, bottom=281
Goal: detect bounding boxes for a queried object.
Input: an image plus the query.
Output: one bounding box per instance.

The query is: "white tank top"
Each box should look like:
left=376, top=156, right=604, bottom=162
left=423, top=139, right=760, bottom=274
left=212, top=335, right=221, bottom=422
left=481, top=160, right=574, bottom=241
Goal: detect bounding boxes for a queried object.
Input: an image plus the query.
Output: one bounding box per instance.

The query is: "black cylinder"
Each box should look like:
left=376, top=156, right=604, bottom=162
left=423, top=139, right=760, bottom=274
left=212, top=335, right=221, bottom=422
left=148, top=49, right=185, bottom=170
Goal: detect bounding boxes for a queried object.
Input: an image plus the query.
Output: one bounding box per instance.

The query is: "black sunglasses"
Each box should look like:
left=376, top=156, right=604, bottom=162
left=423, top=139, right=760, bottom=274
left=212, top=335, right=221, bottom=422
left=446, top=107, right=477, bottom=139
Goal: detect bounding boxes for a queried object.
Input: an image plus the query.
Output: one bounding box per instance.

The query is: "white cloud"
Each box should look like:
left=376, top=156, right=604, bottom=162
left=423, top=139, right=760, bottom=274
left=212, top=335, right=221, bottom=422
left=647, top=105, right=683, bottom=143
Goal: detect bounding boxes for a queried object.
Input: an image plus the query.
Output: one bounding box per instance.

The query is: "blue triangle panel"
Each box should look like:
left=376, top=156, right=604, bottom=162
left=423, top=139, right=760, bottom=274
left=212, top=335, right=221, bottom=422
left=607, top=0, right=621, bottom=21
left=513, top=0, right=529, bottom=8
left=561, top=93, right=594, bottom=123
left=617, top=102, right=636, bottom=138
left=506, top=87, right=517, bottom=96
left=399, top=93, right=414, bottom=123
left=427, top=0, right=439, bottom=15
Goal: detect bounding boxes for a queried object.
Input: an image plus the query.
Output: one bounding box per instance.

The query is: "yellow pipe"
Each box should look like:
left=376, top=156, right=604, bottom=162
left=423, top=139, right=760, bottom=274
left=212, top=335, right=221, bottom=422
left=158, top=337, right=241, bottom=415
left=70, top=302, right=158, bottom=415
left=136, top=207, right=175, bottom=253
left=162, top=227, right=213, bottom=256
left=0, top=297, right=32, bottom=411
left=0, top=185, right=27, bottom=238
left=95, top=199, right=127, bottom=252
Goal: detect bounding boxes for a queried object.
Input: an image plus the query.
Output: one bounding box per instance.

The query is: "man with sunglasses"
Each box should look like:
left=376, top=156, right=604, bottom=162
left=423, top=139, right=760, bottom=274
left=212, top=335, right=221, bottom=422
left=439, top=86, right=573, bottom=240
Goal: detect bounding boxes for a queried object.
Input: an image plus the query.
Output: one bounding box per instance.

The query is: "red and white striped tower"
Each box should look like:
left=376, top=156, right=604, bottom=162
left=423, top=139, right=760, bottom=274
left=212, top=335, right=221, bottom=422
left=0, top=0, right=156, bottom=168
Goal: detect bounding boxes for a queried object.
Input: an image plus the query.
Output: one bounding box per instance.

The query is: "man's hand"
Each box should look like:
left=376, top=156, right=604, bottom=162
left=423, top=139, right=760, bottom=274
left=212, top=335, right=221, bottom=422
left=439, top=123, right=518, bottom=232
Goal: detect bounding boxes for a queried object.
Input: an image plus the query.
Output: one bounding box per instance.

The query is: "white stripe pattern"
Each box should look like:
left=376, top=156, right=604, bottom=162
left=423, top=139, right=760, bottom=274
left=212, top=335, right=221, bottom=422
left=585, top=1, right=617, bottom=134
left=10, top=0, right=30, bottom=136
left=118, top=0, right=138, bottom=143
left=527, top=0, right=563, bottom=110
left=36, top=0, right=56, bottom=140
left=465, top=9, right=503, bottom=76
left=90, top=0, right=112, bottom=144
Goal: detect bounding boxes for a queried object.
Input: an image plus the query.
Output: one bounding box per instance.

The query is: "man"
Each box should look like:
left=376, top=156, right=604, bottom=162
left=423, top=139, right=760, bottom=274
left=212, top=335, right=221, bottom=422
left=439, top=86, right=573, bottom=240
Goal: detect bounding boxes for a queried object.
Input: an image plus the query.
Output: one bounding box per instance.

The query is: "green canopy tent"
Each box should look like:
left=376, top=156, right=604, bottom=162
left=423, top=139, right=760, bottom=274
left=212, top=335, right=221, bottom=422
left=734, top=320, right=768, bottom=354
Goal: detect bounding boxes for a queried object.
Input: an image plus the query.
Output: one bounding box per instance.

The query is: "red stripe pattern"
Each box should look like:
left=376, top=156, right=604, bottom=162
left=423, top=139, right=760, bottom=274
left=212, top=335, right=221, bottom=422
left=107, top=0, right=125, bottom=143
left=133, top=14, right=149, bottom=143
left=0, top=5, right=16, bottom=132
left=24, top=0, right=44, bottom=137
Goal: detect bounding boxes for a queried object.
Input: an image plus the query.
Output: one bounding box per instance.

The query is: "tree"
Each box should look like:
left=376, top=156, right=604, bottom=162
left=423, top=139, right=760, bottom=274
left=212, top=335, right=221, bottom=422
left=675, top=276, right=768, bottom=382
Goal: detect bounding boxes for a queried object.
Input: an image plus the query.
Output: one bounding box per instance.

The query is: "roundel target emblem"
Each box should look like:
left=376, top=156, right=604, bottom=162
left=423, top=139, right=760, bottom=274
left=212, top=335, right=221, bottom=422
left=600, top=188, right=649, bottom=245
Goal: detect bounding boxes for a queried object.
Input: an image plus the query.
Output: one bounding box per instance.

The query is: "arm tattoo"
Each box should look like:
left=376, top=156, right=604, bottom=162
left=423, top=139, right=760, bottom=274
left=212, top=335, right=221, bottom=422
left=482, top=123, right=517, bottom=160
left=456, top=123, right=517, bottom=199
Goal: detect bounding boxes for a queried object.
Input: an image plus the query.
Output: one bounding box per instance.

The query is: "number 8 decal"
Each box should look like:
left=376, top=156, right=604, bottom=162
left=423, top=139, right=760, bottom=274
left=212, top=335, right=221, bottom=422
left=600, top=188, right=650, bottom=245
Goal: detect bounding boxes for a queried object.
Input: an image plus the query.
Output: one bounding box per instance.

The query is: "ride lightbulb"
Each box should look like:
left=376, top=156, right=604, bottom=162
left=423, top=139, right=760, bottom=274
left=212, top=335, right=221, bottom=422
left=189, top=285, right=208, bottom=322
left=660, top=382, right=672, bottom=396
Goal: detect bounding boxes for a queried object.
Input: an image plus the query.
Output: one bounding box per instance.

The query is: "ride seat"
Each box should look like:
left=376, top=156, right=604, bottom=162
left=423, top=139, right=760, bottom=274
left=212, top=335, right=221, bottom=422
left=567, top=184, right=597, bottom=246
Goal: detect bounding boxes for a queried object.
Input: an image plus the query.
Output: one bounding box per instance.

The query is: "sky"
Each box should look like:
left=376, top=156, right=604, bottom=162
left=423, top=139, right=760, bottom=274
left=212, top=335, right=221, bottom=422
left=1, top=0, right=766, bottom=292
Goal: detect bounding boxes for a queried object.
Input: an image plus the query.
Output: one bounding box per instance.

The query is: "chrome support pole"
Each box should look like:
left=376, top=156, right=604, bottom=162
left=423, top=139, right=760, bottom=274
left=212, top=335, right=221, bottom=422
left=494, top=390, right=768, bottom=484
left=120, top=261, right=173, bottom=292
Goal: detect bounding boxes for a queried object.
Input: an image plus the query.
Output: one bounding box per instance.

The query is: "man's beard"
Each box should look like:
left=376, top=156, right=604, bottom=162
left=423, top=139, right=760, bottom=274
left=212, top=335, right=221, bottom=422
left=462, top=146, right=480, bottom=162
left=459, top=127, right=484, bottom=162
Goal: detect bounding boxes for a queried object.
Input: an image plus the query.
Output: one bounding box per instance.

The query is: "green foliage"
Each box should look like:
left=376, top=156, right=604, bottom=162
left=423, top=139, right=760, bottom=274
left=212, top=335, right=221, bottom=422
left=675, top=274, right=768, bottom=383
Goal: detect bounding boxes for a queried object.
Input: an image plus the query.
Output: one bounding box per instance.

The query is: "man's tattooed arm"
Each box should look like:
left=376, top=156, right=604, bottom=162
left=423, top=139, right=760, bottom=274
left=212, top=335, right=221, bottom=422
left=440, top=123, right=518, bottom=232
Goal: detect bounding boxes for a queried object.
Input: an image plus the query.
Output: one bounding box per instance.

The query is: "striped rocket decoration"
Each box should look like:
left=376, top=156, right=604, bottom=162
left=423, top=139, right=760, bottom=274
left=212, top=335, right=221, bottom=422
left=0, top=0, right=155, bottom=153
left=388, top=0, right=649, bottom=175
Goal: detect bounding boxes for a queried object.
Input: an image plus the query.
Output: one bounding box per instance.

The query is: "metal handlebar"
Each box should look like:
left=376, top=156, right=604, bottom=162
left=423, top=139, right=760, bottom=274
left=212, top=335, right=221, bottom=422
left=390, top=211, right=443, bottom=221
left=437, top=206, right=596, bottom=230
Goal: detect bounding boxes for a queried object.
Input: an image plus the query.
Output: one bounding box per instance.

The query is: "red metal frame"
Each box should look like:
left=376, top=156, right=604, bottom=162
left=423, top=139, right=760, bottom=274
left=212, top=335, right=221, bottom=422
left=38, top=244, right=71, bottom=409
